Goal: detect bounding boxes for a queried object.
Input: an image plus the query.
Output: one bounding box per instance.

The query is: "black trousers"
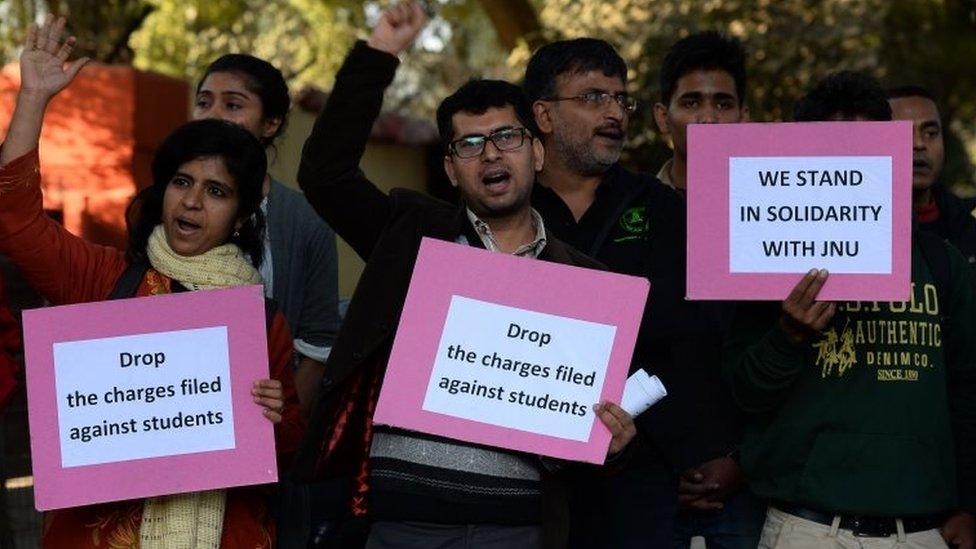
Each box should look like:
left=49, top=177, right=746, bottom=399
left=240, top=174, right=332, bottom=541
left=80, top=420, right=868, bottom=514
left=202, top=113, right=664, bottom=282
left=365, top=521, right=542, bottom=549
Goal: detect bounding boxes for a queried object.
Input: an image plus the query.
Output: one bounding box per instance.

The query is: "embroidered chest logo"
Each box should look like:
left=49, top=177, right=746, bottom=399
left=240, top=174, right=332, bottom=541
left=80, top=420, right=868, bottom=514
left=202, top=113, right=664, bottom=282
left=813, top=320, right=857, bottom=378
left=615, top=206, right=649, bottom=242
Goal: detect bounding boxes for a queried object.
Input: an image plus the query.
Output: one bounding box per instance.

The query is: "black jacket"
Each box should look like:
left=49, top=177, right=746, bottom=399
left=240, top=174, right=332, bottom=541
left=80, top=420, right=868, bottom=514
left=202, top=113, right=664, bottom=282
left=921, top=185, right=976, bottom=266
left=292, top=41, right=603, bottom=482
left=534, top=168, right=740, bottom=470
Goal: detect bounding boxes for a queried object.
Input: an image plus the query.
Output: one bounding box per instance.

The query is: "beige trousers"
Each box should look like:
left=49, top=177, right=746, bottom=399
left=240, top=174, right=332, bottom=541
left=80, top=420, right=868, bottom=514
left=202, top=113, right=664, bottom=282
left=759, top=507, right=948, bottom=549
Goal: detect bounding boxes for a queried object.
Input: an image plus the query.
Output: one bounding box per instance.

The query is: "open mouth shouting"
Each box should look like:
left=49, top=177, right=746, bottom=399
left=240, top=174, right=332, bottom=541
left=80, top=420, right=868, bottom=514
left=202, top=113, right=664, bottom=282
left=481, top=167, right=512, bottom=194
left=174, top=216, right=202, bottom=236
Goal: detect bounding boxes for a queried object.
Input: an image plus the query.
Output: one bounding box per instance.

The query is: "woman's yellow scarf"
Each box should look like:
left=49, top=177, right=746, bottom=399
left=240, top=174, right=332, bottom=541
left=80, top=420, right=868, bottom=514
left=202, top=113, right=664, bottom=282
left=146, top=225, right=262, bottom=290
left=139, top=224, right=263, bottom=548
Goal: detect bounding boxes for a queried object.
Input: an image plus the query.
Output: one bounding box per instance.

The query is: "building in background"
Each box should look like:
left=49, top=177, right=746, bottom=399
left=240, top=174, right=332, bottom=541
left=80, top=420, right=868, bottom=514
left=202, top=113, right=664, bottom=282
left=0, top=63, right=188, bottom=249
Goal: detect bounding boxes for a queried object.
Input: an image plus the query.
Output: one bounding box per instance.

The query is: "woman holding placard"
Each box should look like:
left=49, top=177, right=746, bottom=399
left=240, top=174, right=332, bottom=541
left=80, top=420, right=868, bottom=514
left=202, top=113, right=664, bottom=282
left=0, top=16, right=302, bottom=548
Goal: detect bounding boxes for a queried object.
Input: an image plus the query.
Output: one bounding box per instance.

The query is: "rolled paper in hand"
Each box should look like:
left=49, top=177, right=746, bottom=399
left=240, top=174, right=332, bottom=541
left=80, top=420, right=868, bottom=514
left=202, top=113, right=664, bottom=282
left=620, top=369, right=667, bottom=417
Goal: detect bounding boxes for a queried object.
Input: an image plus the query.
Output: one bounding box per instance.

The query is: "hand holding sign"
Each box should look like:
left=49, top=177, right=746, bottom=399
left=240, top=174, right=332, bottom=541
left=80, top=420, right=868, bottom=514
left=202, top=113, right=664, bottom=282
left=594, top=402, right=636, bottom=456
left=24, top=286, right=279, bottom=510
left=374, top=239, right=648, bottom=464
left=252, top=379, right=284, bottom=423
left=779, top=269, right=837, bottom=345
left=687, top=121, right=913, bottom=301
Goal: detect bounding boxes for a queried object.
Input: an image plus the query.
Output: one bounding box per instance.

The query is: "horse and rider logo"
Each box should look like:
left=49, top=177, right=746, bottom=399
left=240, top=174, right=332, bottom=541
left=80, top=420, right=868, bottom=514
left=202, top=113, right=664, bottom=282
left=813, top=320, right=857, bottom=378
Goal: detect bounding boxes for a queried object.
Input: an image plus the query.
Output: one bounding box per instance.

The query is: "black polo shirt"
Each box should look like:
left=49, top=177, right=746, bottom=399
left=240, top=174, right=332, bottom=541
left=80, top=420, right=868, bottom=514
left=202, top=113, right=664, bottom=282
left=533, top=164, right=740, bottom=469
left=531, top=164, right=669, bottom=283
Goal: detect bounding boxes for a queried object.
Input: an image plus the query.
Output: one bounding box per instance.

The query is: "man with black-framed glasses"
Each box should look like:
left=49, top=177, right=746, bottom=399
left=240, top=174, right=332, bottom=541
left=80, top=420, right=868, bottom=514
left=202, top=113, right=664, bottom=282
left=294, top=4, right=637, bottom=548
left=448, top=127, right=533, bottom=159
left=525, top=38, right=746, bottom=548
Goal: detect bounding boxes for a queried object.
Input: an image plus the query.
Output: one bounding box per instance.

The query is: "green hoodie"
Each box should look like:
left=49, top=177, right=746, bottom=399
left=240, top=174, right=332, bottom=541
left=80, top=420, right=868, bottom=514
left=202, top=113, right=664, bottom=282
left=725, top=236, right=976, bottom=516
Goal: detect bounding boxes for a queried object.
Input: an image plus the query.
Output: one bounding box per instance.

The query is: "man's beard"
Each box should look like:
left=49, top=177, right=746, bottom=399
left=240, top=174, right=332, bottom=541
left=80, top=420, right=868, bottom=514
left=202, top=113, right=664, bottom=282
left=554, top=130, right=622, bottom=177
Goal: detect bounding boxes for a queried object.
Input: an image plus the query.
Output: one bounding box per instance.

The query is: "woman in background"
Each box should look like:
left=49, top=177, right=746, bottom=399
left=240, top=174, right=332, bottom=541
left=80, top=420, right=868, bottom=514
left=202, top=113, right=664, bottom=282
left=193, top=53, right=341, bottom=414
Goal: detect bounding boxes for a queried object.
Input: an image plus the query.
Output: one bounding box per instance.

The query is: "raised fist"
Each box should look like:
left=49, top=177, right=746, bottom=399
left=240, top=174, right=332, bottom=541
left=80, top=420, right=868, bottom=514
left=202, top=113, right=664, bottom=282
left=367, top=1, right=428, bottom=57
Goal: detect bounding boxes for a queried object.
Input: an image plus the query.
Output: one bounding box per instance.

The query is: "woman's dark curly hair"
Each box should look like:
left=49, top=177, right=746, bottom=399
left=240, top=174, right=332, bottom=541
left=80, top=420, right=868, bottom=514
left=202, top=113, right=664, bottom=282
left=125, top=119, right=268, bottom=267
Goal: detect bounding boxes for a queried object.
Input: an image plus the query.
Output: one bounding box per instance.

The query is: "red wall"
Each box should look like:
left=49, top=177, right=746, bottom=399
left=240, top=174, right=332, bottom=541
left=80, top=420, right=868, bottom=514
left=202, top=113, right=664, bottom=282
left=0, top=63, right=188, bottom=249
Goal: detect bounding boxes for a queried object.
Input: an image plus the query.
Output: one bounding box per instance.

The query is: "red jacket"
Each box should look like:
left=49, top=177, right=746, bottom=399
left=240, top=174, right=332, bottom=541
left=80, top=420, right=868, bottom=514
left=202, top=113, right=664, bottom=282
left=0, top=276, right=21, bottom=410
left=0, top=148, right=304, bottom=548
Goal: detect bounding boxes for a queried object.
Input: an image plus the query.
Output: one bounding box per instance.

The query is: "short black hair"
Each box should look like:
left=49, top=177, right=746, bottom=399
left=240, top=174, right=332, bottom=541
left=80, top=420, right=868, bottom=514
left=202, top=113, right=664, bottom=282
left=126, top=119, right=267, bottom=266
left=198, top=54, right=290, bottom=147
left=659, top=31, right=747, bottom=105
left=523, top=38, right=627, bottom=103
left=436, top=79, right=539, bottom=152
left=887, top=84, right=937, bottom=102
left=793, top=71, right=892, bottom=122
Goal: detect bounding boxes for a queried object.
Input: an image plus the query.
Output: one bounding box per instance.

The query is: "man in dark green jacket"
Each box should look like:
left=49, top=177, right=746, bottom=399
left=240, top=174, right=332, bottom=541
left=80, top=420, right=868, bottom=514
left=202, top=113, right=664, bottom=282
left=725, top=71, right=976, bottom=548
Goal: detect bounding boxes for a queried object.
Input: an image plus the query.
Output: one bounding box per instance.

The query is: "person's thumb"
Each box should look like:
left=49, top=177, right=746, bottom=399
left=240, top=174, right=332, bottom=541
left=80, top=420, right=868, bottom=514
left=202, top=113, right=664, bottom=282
left=64, top=56, right=89, bottom=80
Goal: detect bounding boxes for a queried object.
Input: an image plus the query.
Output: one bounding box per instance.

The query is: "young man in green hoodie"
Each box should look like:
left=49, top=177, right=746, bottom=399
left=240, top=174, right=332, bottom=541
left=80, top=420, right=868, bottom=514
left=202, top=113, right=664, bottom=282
left=724, top=71, right=976, bottom=548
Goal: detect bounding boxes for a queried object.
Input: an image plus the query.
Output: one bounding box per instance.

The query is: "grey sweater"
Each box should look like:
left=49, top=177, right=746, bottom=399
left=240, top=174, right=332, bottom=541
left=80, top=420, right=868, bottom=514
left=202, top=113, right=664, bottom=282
left=265, top=179, right=341, bottom=360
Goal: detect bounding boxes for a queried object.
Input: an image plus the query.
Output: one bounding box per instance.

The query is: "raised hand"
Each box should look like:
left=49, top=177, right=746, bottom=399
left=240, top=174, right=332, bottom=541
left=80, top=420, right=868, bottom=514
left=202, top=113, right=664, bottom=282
left=1, top=15, right=89, bottom=164
left=367, top=1, right=428, bottom=57
left=20, top=15, right=88, bottom=101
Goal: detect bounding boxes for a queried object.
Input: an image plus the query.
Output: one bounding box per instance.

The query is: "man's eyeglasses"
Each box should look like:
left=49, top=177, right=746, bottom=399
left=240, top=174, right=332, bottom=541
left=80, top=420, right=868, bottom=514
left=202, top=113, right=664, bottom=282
left=544, top=91, right=638, bottom=114
left=448, top=127, right=532, bottom=159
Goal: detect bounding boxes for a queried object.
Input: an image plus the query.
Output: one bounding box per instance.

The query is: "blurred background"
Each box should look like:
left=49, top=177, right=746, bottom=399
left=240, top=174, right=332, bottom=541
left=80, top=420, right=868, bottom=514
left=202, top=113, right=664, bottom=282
left=0, top=0, right=974, bottom=546
left=3, top=1, right=976, bottom=186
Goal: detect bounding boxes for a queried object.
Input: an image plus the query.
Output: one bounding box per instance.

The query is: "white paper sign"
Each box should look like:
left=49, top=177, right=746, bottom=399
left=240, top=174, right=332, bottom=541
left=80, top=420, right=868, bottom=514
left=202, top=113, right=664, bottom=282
left=54, top=326, right=235, bottom=468
left=421, top=296, right=616, bottom=441
left=729, top=156, right=893, bottom=274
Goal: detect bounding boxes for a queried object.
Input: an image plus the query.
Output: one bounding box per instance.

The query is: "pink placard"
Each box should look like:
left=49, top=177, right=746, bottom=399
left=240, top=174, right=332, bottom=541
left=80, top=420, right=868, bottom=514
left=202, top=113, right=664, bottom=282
left=372, top=238, right=649, bottom=464
left=687, top=121, right=912, bottom=301
left=23, top=285, right=277, bottom=510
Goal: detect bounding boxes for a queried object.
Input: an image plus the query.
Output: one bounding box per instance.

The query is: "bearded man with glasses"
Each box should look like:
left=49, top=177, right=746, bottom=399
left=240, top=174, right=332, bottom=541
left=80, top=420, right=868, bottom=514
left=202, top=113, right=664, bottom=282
left=525, top=38, right=747, bottom=548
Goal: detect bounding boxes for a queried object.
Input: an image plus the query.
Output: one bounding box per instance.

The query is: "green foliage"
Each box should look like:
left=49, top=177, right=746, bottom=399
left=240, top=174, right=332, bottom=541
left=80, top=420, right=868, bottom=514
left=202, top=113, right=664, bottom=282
left=506, top=0, right=976, bottom=186
left=388, top=0, right=511, bottom=117
left=129, top=0, right=363, bottom=89
left=0, top=0, right=367, bottom=89
left=879, top=0, right=976, bottom=189
left=0, top=0, right=43, bottom=63
left=0, top=0, right=155, bottom=63
left=1, top=0, right=973, bottom=186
